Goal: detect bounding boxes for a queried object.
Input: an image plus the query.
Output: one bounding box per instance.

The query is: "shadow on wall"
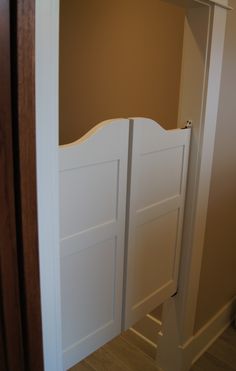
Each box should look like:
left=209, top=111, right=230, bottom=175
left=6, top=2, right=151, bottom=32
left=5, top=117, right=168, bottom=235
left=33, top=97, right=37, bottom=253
left=59, top=0, right=185, bottom=144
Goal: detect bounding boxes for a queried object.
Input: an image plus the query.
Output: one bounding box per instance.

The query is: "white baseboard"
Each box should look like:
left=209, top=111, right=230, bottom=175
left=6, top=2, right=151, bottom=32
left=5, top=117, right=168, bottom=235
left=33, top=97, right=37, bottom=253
left=156, top=297, right=236, bottom=371
left=131, top=314, right=162, bottom=348
left=185, top=297, right=236, bottom=366
left=130, top=328, right=158, bottom=350
left=132, top=298, right=235, bottom=370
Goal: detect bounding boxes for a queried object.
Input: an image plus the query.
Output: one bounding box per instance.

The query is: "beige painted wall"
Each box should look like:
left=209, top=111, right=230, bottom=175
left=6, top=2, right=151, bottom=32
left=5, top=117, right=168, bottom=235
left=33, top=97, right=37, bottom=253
left=59, top=0, right=185, bottom=144
left=194, top=4, right=236, bottom=332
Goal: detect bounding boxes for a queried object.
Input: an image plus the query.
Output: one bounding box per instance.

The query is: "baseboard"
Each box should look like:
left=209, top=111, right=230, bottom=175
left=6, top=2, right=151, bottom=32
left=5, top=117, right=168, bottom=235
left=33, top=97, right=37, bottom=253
left=185, top=297, right=236, bottom=366
left=131, top=314, right=162, bottom=348
left=156, top=297, right=236, bottom=371
left=129, top=328, right=158, bottom=350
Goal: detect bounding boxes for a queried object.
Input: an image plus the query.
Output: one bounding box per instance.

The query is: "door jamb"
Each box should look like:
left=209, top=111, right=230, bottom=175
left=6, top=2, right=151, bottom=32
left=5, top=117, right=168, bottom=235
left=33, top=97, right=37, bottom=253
left=35, top=1, right=63, bottom=370
left=35, top=1, right=229, bottom=370
left=157, top=2, right=229, bottom=370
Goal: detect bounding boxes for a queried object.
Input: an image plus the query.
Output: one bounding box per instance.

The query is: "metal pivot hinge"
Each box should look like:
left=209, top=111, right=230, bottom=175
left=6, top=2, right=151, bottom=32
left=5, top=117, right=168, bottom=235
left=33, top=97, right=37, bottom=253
left=183, top=120, right=193, bottom=129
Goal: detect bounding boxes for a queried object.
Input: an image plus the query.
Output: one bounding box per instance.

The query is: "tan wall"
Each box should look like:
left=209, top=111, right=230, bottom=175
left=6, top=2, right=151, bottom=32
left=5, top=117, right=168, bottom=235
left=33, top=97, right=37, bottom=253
left=59, top=0, right=185, bottom=144
left=194, top=4, right=236, bottom=332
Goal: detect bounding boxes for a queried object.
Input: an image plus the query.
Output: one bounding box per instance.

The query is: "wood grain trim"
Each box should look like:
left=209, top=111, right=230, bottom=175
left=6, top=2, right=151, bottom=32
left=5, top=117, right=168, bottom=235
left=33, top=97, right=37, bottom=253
left=16, top=0, right=44, bottom=370
left=0, top=0, right=24, bottom=369
left=0, top=302, right=7, bottom=371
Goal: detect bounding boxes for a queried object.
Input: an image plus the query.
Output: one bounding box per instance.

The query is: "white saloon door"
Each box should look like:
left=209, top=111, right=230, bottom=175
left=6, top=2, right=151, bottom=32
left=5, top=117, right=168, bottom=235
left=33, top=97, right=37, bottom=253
left=124, top=118, right=191, bottom=329
left=59, top=120, right=129, bottom=370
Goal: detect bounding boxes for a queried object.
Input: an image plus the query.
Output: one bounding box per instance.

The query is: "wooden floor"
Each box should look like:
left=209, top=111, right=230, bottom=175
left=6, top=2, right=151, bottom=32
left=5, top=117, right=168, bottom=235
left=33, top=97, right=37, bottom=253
left=70, top=325, right=236, bottom=371
left=191, top=326, right=236, bottom=371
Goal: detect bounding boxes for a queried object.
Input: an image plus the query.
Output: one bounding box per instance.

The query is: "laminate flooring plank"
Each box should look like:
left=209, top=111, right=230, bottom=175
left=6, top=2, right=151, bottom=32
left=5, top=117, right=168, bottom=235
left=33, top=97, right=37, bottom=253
left=121, top=329, right=157, bottom=359
left=104, top=336, right=160, bottom=371
left=69, top=360, right=96, bottom=371
left=191, top=352, right=236, bottom=371
left=85, top=346, right=131, bottom=371
left=207, top=337, right=236, bottom=369
left=70, top=325, right=236, bottom=371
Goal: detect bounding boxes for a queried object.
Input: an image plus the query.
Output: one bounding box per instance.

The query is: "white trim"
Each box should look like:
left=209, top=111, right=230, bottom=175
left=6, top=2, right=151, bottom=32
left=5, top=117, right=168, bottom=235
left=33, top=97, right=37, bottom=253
left=156, top=3, right=229, bottom=370
left=130, top=328, right=158, bottom=350
left=189, top=297, right=236, bottom=365
left=156, top=297, right=236, bottom=371
left=205, top=0, right=232, bottom=10
left=177, top=2, right=228, bottom=343
left=166, top=0, right=232, bottom=11
left=35, top=1, right=62, bottom=370
left=147, top=314, right=162, bottom=327
left=35, top=1, right=229, bottom=370
left=131, top=314, right=162, bottom=346
left=175, top=0, right=228, bottom=341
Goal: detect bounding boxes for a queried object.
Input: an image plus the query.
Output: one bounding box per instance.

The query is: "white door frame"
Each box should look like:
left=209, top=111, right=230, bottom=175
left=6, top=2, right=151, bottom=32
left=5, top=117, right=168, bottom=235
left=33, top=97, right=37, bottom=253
left=36, top=1, right=62, bottom=370
left=35, top=1, right=231, bottom=370
left=176, top=0, right=229, bottom=343
left=157, top=1, right=231, bottom=370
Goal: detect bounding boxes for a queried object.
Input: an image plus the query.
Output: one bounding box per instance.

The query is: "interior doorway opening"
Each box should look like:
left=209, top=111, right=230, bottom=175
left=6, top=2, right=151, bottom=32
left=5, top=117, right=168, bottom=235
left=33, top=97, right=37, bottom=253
left=59, top=1, right=187, bottom=370
left=56, top=0, right=215, bottom=371
left=35, top=0, right=230, bottom=368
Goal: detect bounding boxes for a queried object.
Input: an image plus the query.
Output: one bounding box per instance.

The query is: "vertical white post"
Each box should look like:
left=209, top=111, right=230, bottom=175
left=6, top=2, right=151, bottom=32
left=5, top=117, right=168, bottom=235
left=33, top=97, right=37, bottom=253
left=156, top=2, right=228, bottom=370
left=36, top=1, right=62, bottom=370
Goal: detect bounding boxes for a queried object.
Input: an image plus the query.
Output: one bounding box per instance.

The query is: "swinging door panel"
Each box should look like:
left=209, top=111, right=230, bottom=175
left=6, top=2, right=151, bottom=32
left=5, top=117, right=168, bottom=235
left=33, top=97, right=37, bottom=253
left=124, top=118, right=191, bottom=329
left=59, top=119, right=129, bottom=370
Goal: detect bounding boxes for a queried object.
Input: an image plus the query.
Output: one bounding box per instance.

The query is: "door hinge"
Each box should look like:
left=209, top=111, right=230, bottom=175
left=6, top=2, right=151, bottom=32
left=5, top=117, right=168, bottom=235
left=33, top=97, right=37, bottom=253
left=182, top=120, right=193, bottom=129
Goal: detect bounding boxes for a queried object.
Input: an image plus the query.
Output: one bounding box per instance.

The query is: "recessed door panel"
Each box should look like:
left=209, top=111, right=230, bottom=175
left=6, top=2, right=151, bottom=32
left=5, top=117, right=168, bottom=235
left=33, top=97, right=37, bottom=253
left=61, top=237, right=116, bottom=348
left=124, top=118, right=190, bottom=328
left=131, top=210, right=179, bottom=306
left=136, top=146, right=184, bottom=210
left=59, top=119, right=129, bottom=370
left=60, top=160, right=118, bottom=238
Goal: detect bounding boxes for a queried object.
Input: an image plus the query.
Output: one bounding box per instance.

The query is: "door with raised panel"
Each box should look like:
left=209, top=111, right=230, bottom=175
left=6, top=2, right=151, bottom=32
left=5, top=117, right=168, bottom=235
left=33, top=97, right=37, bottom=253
left=124, top=118, right=191, bottom=329
left=59, top=119, right=129, bottom=370
left=59, top=117, right=191, bottom=369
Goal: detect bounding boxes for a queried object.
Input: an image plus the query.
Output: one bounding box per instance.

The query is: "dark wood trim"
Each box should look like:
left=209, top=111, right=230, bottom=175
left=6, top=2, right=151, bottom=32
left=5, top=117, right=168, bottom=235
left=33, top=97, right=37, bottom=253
left=0, top=296, right=7, bottom=371
left=0, top=1, right=25, bottom=370
left=0, top=1, right=44, bottom=370
left=0, top=305, right=7, bottom=371
left=15, top=0, right=44, bottom=370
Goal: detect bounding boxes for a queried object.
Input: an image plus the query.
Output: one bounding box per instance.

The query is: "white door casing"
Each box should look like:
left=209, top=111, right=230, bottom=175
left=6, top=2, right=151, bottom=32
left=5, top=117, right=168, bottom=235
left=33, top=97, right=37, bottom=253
left=35, top=1, right=229, bottom=370
left=156, top=2, right=230, bottom=371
